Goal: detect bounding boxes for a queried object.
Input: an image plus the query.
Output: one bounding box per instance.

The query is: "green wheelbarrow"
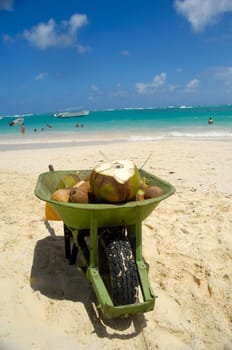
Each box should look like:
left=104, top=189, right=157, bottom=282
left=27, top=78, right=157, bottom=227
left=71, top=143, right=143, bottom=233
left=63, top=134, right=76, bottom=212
left=34, top=168, right=175, bottom=319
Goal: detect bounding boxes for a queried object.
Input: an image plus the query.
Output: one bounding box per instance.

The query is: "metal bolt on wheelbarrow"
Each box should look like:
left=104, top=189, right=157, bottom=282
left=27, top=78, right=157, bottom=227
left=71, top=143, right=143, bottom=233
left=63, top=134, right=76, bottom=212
left=34, top=168, right=175, bottom=319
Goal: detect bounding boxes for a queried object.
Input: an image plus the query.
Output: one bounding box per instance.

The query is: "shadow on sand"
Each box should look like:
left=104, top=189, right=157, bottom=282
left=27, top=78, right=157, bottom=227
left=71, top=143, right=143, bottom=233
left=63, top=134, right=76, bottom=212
left=30, top=222, right=147, bottom=339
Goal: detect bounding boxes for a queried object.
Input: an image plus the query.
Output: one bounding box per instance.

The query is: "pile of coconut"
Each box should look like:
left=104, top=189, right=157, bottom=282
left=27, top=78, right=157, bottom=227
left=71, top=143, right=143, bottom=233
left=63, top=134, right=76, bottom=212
left=51, top=159, right=163, bottom=204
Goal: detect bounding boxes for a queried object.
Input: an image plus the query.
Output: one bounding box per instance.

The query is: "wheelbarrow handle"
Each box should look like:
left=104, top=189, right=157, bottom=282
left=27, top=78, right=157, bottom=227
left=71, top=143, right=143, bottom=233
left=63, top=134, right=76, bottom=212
left=48, top=164, right=54, bottom=172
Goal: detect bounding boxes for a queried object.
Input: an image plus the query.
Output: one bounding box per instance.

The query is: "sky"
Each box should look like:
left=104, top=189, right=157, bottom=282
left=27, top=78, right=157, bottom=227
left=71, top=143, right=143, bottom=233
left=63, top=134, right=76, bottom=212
left=1, top=0, right=232, bottom=114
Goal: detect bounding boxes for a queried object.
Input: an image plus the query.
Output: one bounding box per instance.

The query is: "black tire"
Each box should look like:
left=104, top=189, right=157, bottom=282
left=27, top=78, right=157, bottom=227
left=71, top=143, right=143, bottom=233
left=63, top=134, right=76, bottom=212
left=99, top=228, right=139, bottom=306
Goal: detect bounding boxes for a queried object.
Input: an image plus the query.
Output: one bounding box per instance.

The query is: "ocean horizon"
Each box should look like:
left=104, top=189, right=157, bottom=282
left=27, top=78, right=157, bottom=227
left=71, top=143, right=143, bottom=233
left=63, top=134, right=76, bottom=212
left=1, top=105, right=232, bottom=149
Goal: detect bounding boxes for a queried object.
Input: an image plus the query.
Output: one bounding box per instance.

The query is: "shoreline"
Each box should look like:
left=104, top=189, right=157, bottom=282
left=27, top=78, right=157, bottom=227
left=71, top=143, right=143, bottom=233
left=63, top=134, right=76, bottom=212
left=0, top=131, right=232, bottom=152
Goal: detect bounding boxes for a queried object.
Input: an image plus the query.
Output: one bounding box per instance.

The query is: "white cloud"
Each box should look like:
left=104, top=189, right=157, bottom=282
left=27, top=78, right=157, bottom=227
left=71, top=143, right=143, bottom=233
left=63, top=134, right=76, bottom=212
left=153, top=73, right=167, bottom=87
left=136, top=72, right=167, bottom=94
left=24, top=19, right=59, bottom=49
left=185, top=78, right=199, bottom=92
left=23, top=13, right=88, bottom=52
left=68, top=14, right=88, bottom=34
left=35, top=72, right=48, bottom=81
left=0, top=0, right=14, bottom=11
left=175, top=0, right=232, bottom=31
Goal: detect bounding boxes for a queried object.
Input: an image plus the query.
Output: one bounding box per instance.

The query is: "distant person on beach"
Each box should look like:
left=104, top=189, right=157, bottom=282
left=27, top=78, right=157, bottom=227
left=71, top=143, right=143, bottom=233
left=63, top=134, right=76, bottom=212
left=20, top=124, right=25, bottom=134
left=75, top=123, right=84, bottom=128
left=208, top=117, right=214, bottom=125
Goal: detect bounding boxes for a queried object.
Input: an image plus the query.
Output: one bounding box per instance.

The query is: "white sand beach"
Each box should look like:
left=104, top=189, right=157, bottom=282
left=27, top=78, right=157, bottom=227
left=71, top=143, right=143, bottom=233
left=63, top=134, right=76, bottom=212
left=0, top=139, right=232, bottom=350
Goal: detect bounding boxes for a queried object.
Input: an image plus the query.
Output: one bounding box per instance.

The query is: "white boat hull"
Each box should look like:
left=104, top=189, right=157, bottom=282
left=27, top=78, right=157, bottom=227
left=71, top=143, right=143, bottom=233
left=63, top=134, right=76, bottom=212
left=8, top=117, right=24, bottom=126
left=52, top=110, right=89, bottom=118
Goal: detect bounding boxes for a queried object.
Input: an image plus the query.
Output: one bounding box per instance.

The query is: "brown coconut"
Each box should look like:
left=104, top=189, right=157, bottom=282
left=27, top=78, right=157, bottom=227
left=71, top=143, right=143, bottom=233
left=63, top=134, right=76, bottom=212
left=51, top=188, right=70, bottom=202
left=144, top=185, right=163, bottom=199
left=72, top=180, right=91, bottom=192
left=69, top=188, right=89, bottom=203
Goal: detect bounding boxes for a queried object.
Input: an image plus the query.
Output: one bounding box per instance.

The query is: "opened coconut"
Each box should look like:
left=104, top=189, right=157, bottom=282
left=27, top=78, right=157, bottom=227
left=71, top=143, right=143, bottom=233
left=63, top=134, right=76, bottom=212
left=90, top=159, right=140, bottom=203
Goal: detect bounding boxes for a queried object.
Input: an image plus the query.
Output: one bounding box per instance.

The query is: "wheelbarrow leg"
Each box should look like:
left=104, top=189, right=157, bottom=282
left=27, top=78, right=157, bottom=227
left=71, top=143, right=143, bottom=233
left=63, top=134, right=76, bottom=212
left=70, top=244, right=78, bottom=265
left=64, top=224, right=72, bottom=259
left=63, top=224, right=78, bottom=264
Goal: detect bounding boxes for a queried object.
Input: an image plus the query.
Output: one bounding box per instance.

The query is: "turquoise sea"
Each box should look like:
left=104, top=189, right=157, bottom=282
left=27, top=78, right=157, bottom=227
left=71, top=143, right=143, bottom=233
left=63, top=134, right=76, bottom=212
left=0, top=105, right=232, bottom=147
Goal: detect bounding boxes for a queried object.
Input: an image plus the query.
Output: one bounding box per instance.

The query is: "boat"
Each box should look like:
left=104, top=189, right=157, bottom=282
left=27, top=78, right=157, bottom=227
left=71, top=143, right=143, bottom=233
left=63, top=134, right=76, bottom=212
left=8, top=117, right=24, bottom=126
left=52, top=110, right=89, bottom=118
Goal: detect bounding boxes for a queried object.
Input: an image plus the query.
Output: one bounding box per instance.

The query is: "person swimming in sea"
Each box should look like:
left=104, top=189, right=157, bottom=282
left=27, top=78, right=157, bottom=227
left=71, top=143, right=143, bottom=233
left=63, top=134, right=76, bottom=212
left=20, top=123, right=26, bottom=134
left=208, top=117, right=214, bottom=125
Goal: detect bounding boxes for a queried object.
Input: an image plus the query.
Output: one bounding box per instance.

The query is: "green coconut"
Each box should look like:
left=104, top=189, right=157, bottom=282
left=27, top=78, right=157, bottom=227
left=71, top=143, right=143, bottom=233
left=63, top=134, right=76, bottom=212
left=90, top=159, right=140, bottom=203
left=56, top=173, right=80, bottom=189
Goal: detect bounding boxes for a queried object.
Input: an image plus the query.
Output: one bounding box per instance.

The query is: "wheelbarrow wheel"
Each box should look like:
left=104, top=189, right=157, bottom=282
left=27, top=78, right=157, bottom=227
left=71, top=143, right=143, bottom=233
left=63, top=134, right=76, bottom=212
left=99, top=228, right=139, bottom=306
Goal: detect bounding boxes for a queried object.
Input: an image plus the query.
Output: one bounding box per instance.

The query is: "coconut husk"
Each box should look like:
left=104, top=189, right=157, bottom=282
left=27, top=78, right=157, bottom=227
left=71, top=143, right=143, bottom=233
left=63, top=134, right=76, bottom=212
left=69, top=188, right=89, bottom=203
left=51, top=188, right=70, bottom=202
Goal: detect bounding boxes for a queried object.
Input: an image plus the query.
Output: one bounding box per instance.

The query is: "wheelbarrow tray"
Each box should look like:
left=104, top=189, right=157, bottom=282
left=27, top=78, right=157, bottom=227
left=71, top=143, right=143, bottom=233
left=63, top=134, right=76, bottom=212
left=34, top=169, right=175, bottom=229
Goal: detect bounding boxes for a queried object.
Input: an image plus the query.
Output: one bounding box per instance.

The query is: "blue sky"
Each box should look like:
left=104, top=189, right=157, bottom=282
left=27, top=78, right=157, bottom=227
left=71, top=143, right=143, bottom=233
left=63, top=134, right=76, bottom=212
left=1, top=0, right=232, bottom=114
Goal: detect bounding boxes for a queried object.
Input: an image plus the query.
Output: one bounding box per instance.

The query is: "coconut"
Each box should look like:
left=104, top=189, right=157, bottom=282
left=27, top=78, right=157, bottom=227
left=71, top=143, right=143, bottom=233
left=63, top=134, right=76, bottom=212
left=51, top=188, right=70, bottom=202
left=69, top=188, right=89, bottom=203
left=90, top=159, right=140, bottom=203
left=57, top=173, right=80, bottom=189
left=144, top=185, right=163, bottom=199
left=72, top=180, right=91, bottom=193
